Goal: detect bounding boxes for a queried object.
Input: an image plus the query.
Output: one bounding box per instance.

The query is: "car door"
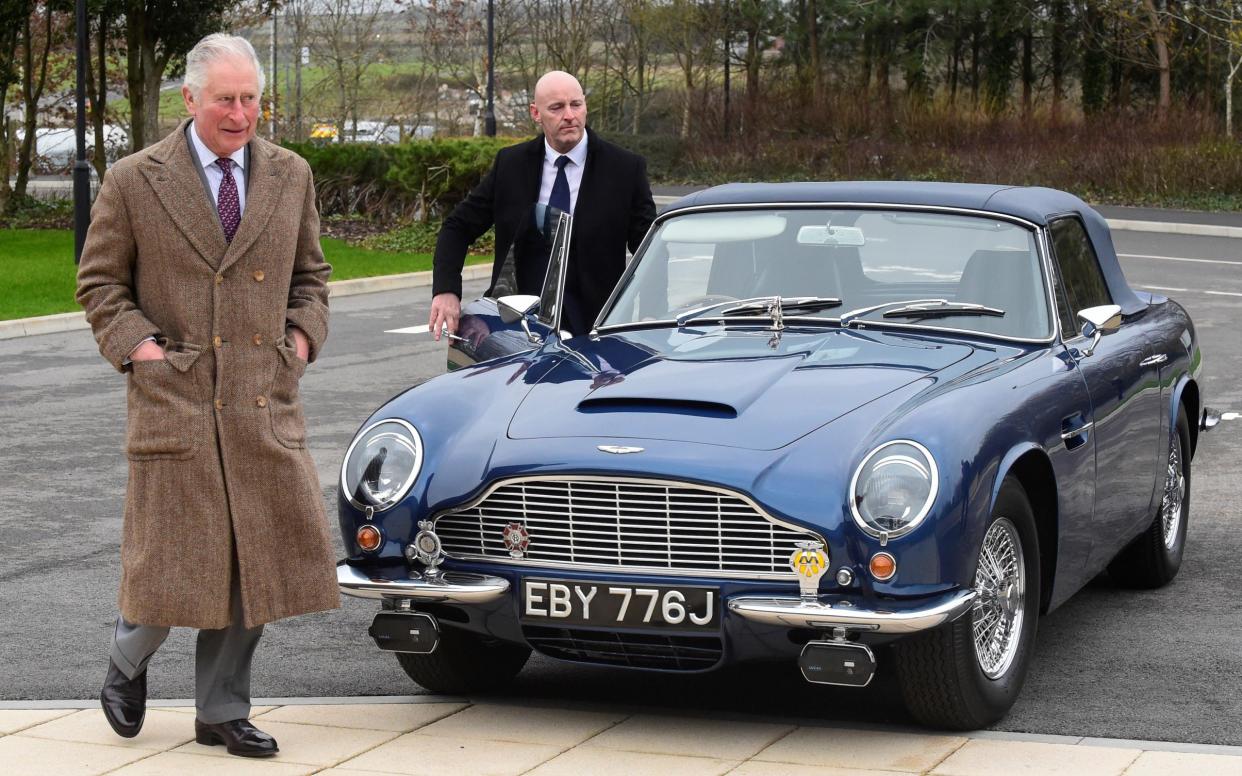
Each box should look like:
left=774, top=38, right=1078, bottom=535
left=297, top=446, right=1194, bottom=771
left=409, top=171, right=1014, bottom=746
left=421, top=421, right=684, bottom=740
left=1048, top=216, right=1163, bottom=569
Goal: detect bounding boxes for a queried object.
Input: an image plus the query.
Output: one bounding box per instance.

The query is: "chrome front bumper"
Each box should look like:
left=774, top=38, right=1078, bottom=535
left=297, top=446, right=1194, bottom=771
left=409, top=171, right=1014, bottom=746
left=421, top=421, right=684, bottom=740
left=727, top=589, right=977, bottom=634
left=337, top=562, right=509, bottom=603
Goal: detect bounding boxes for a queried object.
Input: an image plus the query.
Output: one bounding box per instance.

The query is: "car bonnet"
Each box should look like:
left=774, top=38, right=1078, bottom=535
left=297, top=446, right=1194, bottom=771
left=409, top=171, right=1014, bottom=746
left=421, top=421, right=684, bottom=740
left=506, top=328, right=977, bottom=450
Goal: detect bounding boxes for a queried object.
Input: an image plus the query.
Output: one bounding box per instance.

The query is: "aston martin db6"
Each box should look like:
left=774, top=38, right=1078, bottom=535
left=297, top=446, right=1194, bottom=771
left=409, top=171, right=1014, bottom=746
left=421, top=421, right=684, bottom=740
left=336, top=182, right=1212, bottom=728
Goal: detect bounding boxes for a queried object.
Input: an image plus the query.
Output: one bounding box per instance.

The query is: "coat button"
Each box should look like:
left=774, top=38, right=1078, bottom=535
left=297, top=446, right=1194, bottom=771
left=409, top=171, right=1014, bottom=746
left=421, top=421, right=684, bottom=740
left=256, top=396, right=267, bottom=408
left=215, top=273, right=223, bottom=285
left=253, top=270, right=265, bottom=282
left=252, top=334, right=263, bottom=345
left=214, top=399, right=224, bottom=410
left=212, top=335, right=222, bottom=348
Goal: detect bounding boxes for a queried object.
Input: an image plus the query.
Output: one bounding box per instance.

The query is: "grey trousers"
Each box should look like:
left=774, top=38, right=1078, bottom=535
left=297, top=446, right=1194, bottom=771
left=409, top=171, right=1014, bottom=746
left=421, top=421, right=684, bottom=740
left=110, top=576, right=263, bottom=724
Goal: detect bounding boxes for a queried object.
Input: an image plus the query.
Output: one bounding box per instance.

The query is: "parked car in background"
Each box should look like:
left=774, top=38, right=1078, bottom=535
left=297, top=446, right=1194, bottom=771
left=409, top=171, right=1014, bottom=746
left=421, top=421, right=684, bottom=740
left=335, top=183, right=1213, bottom=728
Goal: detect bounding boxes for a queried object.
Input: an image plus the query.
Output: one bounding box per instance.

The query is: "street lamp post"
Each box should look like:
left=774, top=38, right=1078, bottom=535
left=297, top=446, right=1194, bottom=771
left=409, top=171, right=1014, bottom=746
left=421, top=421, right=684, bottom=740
left=73, top=0, right=90, bottom=264
left=484, top=0, right=496, bottom=136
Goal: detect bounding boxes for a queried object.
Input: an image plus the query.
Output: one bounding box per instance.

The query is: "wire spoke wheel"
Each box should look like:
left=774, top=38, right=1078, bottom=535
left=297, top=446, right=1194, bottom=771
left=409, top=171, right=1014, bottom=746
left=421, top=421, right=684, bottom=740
left=1160, top=440, right=1185, bottom=550
left=972, top=517, right=1025, bottom=679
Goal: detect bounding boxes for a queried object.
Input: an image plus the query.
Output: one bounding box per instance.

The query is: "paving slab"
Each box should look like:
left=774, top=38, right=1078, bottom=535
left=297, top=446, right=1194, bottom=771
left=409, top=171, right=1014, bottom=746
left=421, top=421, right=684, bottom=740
left=171, top=719, right=397, bottom=767
left=728, top=762, right=921, bottom=776
left=524, top=746, right=739, bottom=776
left=107, top=750, right=319, bottom=775
left=1124, top=750, right=1242, bottom=776
left=15, top=708, right=192, bottom=751
left=584, top=713, right=794, bottom=760
left=254, top=701, right=466, bottom=732
left=930, top=739, right=1140, bottom=775
left=754, top=726, right=966, bottom=772
left=336, top=731, right=563, bottom=776
left=0, top=735, right=151, bottom=775
left=0, top=708, right=75, bottom=735
left=414, top=701, right=626, bottom=747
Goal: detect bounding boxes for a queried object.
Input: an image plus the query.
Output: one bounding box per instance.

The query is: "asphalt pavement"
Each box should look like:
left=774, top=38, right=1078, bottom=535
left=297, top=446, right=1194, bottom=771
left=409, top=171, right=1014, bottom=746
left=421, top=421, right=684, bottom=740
left=0, top=223, right=1239, bottom=746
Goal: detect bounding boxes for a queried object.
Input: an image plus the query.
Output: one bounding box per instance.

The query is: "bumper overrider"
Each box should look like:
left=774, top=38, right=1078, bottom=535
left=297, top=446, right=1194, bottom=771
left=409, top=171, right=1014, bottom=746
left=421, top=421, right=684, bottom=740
left=335, top=561, right=976, bottom=635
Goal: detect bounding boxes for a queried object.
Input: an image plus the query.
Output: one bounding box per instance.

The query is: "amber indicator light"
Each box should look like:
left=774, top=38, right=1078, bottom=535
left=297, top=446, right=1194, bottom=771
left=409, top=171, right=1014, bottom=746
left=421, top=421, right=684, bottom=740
left=356, top=525, right=383, bottom=552
left=870, top=552, right=897, bottom=581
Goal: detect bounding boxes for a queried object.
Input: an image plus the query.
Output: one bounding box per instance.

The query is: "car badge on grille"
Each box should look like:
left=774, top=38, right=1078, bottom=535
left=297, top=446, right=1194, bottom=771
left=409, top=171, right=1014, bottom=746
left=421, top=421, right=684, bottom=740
left=790, top=541, right=829, bottom=603
left=501, top=522, right=530, bottom=558
left=597, top=445, right=644, bottom=454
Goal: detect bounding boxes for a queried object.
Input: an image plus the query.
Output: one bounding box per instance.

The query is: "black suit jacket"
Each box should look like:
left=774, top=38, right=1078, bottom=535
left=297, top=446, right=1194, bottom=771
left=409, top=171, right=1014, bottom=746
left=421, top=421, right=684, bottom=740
left=432, top=132, right=656, bottom=334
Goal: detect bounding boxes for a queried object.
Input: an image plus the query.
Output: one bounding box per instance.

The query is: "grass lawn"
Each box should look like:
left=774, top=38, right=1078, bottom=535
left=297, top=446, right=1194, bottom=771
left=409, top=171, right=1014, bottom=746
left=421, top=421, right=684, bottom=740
left=0, top=229, right=488, bottom=321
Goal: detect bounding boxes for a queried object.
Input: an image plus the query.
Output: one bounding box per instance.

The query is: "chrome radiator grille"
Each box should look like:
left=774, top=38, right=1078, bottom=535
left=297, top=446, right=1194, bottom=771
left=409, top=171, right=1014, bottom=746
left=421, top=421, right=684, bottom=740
left=434, top=477, right=820, bottom=579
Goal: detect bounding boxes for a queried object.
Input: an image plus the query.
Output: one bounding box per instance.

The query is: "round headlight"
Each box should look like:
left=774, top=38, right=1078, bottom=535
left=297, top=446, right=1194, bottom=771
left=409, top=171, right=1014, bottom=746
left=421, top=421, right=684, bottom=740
left=849, top=440, right=938, bottom=540
left=340, top=419, right=423, bottom=512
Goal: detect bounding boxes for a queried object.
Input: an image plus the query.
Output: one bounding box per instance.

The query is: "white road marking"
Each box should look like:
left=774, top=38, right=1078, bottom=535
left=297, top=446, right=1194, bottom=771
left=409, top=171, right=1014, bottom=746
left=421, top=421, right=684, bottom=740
left=1138, top=285, right=1242, bottom=298
left=1222, top=412, right=1239, bottom=421
left=386, top=325, right=432, bottom=334
left=1118, top=253, right=1242, bottom=266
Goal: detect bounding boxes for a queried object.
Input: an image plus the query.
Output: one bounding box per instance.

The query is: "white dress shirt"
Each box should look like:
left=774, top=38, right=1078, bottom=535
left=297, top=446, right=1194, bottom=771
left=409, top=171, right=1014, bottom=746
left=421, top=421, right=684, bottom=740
left=189, top=121, right=247, bottom=215
left=537, top=129, right=588, bottom=214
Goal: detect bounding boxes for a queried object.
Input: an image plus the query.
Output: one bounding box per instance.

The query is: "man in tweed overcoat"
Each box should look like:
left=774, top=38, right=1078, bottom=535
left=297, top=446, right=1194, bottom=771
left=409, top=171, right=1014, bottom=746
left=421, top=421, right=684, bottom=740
left=75, top=34, right=337, bottom=758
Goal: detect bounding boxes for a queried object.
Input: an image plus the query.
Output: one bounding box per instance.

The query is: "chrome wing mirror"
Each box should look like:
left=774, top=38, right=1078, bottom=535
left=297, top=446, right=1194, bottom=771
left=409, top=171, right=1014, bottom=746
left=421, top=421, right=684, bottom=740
left=1077, top=304, right=1122, bottom=358
left=497, top=294, right=542, bottom=344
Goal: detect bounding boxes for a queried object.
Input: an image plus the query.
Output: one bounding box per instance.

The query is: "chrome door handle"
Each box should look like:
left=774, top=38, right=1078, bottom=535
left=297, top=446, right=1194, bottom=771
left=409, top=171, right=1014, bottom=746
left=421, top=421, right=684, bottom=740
left=1060, top=421, right=1094, bottom=441
left=1140, top=353, right=1168, bottom=367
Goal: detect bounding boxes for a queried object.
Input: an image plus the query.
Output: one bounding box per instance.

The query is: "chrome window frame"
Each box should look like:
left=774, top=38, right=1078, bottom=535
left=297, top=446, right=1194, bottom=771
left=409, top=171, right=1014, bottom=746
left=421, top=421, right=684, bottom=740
left=593, top=202, right=1059, bottom=346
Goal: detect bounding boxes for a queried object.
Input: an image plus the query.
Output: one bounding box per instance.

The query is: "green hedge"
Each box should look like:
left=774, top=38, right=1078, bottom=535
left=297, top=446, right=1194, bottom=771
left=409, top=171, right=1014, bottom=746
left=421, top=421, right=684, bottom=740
left=285, top=136, right=522, bottom=222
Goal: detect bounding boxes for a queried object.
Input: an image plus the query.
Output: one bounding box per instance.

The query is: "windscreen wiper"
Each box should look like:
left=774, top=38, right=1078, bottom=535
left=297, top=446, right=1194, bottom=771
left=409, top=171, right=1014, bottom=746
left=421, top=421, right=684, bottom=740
left=719, top=296, right=843, bottom=316
left=882, top=300, right=1005, bottom=319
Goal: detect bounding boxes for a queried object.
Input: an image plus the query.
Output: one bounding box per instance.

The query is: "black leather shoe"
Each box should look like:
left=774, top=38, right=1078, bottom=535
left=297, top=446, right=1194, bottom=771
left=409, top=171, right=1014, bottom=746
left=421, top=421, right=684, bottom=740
left=194, top=718, right=279, bottom=757
left=100, top=660, right=146, bottom=738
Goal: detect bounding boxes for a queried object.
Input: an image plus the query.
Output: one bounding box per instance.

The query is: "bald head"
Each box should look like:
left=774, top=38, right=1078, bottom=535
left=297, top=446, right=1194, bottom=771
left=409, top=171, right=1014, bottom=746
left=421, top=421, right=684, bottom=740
left=531, top=70, right=587, bottom=154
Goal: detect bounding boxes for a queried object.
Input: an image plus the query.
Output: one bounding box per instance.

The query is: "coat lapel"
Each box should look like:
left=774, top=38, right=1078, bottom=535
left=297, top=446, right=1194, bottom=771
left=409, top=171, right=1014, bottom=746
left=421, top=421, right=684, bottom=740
left=139, top=120, right=228, bottom=269
left=523, top=136, right=544, bottom=207
left=572, top=131, right=600, bottom=228
left=218, top=138, right=288, bottom=273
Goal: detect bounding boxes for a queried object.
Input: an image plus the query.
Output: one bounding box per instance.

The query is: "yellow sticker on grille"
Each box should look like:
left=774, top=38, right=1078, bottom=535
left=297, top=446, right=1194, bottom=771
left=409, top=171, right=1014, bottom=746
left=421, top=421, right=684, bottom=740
left=790, top=547, right=827, bottom=578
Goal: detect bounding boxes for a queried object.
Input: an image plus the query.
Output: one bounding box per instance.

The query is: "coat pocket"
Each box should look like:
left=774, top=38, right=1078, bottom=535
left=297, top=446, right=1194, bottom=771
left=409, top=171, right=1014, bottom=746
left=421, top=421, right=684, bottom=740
left=269, top=336, right=309, bottom=449
left=126, top=341, right=205, bottom=460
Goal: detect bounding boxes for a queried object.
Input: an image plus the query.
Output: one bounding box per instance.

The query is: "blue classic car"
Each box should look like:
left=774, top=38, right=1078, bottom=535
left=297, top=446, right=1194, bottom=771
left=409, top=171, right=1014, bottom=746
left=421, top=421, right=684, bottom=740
left=336, top=182, right=1212, bottom=728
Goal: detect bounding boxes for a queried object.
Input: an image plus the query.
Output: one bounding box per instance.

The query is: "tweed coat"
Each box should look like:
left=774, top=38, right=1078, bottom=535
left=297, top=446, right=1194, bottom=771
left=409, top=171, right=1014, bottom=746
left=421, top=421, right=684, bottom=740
left=76, top=120, right=339, bottom=630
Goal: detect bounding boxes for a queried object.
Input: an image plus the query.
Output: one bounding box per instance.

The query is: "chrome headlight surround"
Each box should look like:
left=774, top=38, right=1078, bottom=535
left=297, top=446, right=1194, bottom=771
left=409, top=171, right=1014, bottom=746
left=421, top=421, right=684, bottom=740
left=340, top=418, right=424, bottom=512
left=849, top=440, right=939, bottom=541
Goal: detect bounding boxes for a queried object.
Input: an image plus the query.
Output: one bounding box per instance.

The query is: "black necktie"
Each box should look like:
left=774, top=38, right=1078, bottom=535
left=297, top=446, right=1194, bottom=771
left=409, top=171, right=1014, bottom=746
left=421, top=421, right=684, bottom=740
left=549, top=155, right=571, bottom=215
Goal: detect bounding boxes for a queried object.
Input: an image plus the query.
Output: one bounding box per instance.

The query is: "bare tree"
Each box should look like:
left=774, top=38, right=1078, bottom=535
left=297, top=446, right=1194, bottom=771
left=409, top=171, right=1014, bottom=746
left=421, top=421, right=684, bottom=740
left=306, top=0, right=390, bottom=140
left=15, top=0, right=57, bottom=200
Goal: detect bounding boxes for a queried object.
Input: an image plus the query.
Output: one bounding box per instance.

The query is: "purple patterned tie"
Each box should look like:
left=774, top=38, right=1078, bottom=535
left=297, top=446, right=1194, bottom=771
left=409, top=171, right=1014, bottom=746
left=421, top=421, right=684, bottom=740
left=215, top=158, right=240, bottom=242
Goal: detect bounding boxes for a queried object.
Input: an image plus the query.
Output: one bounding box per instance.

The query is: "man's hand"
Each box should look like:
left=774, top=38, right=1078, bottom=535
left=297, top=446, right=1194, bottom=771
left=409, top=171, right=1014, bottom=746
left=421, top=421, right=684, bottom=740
left=129, top=340, right=165, bottom=362
left=287, top=326, right=310, bottom=361
left=428, top=292, right=461, bottom=341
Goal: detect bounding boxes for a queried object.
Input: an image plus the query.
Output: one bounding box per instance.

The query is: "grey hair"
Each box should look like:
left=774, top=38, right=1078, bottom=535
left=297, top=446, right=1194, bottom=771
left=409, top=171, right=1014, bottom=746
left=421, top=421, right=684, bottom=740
left=184, top=33, right=266, bottom=99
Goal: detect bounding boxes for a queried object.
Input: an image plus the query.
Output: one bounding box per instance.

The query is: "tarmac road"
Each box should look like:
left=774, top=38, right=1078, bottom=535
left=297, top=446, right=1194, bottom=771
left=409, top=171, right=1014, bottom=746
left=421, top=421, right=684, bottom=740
left=0, top=224, right=1238, bottom=745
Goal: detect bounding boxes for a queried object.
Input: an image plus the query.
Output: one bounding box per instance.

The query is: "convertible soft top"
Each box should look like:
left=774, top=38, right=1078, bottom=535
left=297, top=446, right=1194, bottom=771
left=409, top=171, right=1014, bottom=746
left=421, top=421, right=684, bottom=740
left=667, top=181, right=1144, bottom=315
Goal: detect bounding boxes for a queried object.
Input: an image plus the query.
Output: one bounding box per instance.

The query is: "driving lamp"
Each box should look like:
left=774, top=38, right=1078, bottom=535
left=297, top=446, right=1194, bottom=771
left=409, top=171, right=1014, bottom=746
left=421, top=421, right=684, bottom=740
left=340, top=419, right=423, bottom=512
left=850, top=440, right=938, bottom=540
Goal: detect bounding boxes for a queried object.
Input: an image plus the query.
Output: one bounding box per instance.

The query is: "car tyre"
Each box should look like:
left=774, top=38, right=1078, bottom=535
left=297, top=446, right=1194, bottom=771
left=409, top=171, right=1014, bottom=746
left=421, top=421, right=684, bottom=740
left=395, top=626, right=531, bottom=693
left=1107, top=405, right=1191, bottom=589
left=894, top=476, right=1041, bottom=730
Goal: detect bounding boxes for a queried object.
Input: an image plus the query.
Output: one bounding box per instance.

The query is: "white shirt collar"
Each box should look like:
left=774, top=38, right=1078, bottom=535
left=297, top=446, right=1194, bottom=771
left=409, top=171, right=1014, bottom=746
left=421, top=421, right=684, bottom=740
left=543, top=128, right=588, bottom=167
left=189, top=120, right=247, bottom=171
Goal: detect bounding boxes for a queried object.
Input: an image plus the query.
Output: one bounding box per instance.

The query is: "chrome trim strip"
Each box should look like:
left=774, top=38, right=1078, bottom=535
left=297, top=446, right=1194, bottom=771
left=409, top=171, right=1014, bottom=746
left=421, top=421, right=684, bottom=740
left=1140, top=353, right=1169, bottom=367
left=1060, top=421, right=1094, bottom=441
left=337, top=562, right=509, bottom=602
left=727, top=589, right=977, bottom=634
left=433, top=474, right=824, bottom=581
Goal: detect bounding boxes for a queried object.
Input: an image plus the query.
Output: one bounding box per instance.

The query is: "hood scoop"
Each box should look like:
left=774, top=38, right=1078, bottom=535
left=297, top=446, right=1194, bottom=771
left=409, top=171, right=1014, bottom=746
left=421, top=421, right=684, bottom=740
left=577, top=397, right=738, bottom=418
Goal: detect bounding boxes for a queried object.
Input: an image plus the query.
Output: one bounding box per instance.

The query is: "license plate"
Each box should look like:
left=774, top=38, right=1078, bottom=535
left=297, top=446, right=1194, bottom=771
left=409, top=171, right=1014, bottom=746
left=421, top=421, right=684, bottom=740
left=520, top=579, right=718, bottom=631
